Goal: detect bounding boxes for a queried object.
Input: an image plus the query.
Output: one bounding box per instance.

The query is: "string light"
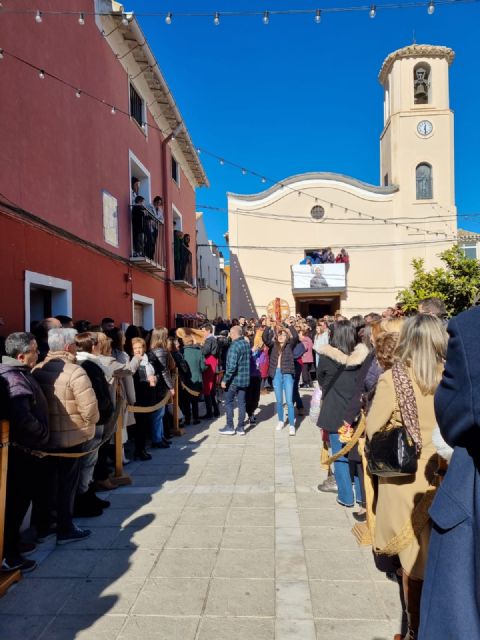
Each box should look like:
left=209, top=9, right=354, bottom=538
left=369, top=5, right=377, bottom=18
left=35, top=10, right=43, bottom=23
left=427, top=0, right=435, bottom=13
left=78, top=12, right=85, bottom=25
left=214, top=12, right=220, bottom=25
left=315, top=9, right=322, bottom=23
left=0, top=47, right=457, bottom=240
left=121, top=12, right=129, bottom=26
left=111, top=105, right=116, bottom=114
left=263, top=11, right=270, bottom=24
left=165, top=12, right=172, bottom=24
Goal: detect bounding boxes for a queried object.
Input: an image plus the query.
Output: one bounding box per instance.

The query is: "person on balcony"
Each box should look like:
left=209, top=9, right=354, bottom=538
left=131, top=195, right=147, bottom=257
left=174, top=229, right=185, bottom=280
left=335, top=248, right=350, bottom=264
left=145, top=196, right=165, bottom=262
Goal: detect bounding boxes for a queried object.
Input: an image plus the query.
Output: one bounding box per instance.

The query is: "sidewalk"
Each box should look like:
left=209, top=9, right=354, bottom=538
left=0, top=392, right=402, bottom=640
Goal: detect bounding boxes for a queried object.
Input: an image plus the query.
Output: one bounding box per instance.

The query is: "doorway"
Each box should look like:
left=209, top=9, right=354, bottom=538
left=25, top=271, right=72, bottom=330
left=295, top=296, right=341, bottom=318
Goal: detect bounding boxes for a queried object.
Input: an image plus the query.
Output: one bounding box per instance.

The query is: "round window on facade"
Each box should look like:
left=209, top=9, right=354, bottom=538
left=310, top=205, right=325, bottom=221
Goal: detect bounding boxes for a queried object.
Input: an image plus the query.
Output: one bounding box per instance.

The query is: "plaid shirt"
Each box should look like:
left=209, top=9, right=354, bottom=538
left=223, top=338, right=251, bottom=388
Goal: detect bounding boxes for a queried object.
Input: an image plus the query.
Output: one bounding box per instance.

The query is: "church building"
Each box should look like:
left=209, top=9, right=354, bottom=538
left=228, top=45, right=457, bottom=318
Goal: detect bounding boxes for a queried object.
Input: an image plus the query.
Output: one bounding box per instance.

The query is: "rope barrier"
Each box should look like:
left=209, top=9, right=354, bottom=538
left=324, top=413, right=367, bottom=465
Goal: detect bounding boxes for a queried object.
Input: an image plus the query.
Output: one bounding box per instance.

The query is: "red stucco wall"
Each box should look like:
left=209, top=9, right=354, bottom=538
left=0, top=0, right=199, bottom=329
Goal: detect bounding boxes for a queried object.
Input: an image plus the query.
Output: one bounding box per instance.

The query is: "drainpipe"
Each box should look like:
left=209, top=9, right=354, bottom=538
left=161, top=123, right=183, bottom=328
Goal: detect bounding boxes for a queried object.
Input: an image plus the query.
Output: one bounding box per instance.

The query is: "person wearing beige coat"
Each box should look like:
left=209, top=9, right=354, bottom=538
left=33, top=351, right=99, bottom=449
left=365, top=314, right=447, bottom=640
left=366, top=368, right=438, bottom=579
left=32, top=329, right=99, bottom=544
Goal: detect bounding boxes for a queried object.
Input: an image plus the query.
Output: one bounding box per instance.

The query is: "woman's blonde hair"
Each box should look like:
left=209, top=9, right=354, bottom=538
left=131, top=337, right=146, bottom=351
left=96, top=331, right=112, bottom=356
left=394, top=314, right=447, bottom=395
left=150, top=327, right=169, bottom=350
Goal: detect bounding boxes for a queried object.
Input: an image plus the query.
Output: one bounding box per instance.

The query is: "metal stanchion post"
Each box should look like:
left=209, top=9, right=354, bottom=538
left=112, top=385, right=132, bottom=487
left=172, top=374, right=184, bottom=436
left=0, top=420, right=22, bottom=596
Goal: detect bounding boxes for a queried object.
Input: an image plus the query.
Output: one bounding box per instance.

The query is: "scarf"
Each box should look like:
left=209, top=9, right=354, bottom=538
left=391, top=360, right=422, bottom=454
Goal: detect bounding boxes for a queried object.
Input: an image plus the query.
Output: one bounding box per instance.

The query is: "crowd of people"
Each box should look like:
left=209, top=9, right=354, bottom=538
left=299, top=247, right=350, bottom=264
left=0, top=297, right=478, bottom=640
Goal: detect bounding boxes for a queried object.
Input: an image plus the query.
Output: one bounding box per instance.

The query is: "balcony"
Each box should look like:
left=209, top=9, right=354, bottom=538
left=130, top=206, right=166, bottom=271
left=291, top=263, right=346, bottom=295
left=174, top=244, right=194, bottom=288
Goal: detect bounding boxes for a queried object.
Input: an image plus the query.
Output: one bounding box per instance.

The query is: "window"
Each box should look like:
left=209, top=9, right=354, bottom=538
left=129, top=83, right=145, bottom=129
left=416, top=163, right=433, bottom=200
left=414, top=62, right=431, bottom=105
left=310, top=205, right=325, bottom=220
left=102, top=190, right=118, bottom=247
left=171, top=156, right=180, bottom=185
left=461, top=245, right=478, bottom=260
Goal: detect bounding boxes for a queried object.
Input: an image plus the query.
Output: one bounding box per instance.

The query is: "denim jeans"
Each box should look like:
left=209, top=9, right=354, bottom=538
left=151, top=406, right=166, bottom=443
left=329, top=433, right=361, bottom=506
left=224, top=384, right=247, bottom=430
left=272, top=369, right=295, bottom=425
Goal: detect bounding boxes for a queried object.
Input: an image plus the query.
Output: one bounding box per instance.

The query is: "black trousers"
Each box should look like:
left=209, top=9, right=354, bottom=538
left=181, top=394, right=199, bottom=422
left=204, top=392, right=219, bottom=417
left=35, top=454, right=81, bottom=537
left=246, top=377, right=262, bottom=416
left=134, top=412, right=151, bottom=454
left=4, top=447, right=43, bottom=556
left=301, top=362, right=312, bottom=386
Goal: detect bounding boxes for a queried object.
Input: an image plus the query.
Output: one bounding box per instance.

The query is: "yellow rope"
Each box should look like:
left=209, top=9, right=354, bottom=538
left=325, top=414, right=367, bottom=465
left=179, top=380, right=201, bottom=397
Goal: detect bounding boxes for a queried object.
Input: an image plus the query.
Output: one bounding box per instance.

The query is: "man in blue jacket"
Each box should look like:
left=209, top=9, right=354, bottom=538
left=219, top=326, right=250, bottom=436
left=419, top=305, right=480, bottom=639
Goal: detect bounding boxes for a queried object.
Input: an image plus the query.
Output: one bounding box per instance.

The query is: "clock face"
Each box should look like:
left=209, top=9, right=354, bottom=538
left=417, top=120, right=433, bottom=136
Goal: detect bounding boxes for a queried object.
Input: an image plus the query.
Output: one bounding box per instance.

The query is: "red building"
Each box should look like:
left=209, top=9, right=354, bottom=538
left=0, top=0, right=208, bottom=335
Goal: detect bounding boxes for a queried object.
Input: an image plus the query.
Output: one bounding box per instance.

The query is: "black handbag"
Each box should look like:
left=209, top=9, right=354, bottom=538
left=365, top=390, right=418, bottom=478
left=365, top=425, right=418, bottom=477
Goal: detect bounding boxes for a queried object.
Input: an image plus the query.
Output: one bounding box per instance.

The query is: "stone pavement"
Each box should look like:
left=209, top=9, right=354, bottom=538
left=0, top=392, right=403, bottom=640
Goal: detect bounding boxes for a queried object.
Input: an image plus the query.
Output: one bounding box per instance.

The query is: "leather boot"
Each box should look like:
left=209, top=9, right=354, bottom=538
left=394, top=572, right=423, bottom=640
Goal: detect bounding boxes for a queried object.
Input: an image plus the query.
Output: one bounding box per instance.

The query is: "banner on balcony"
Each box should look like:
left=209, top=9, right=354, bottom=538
left=292, top=264, right=346, bottom=290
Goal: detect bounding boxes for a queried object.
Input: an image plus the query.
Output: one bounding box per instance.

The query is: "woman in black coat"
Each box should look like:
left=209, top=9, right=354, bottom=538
left=316, top=320, right=369, bottom=507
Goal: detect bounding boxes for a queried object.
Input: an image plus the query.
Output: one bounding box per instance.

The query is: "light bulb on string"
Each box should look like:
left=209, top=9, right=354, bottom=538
left=219, top=159, right=225, bottom=165
left=241, top=168, right=247, bottom=176
left=369, top=5, right=376, bottom=18
left=427, top=0, right=435, bottom=14
left=39, top=69, right=45, bottom=79
left=0, top=49, right=4, bottom=60
left=35, top=10, right=43, bottom=23
left=214, top=12, right=220, bottom=26
left=196, top=148, right=201, bottom=154
left=75, top=89, right=81, bottom=98
left=315, top=9, right=321, bottom=23
left=263, top=11, right=270, bottom=25
left=111, top=105, right=116, bottom=114
left=78, top=12, right=85, bottom=25
left=261, top=177, right=267, bottom=183
left=121, top=13, right=129, bottom=26
left=165, top=12, right=172, bottom=25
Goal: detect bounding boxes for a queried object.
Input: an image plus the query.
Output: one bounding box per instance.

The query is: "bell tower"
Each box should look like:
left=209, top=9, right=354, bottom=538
left=379, top=45, right=456, bottom=216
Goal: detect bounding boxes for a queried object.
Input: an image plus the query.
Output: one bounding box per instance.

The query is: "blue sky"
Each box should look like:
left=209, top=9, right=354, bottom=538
left=127, top=0, right=480, bottom=258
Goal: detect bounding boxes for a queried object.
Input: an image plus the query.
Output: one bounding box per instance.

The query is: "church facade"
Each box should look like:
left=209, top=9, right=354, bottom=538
left=228, top=45, right=457, bottom=318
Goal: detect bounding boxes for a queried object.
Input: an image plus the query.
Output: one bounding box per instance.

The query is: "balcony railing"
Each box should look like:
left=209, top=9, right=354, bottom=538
left=130, top=206, right=166, bottom=271
left=174, top=244, right=194, bottom=288
left=291, top=263, right=346, bottom=293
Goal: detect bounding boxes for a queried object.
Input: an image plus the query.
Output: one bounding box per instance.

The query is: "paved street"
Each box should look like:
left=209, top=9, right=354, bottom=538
left=0, top=393, right=402, bottom=640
